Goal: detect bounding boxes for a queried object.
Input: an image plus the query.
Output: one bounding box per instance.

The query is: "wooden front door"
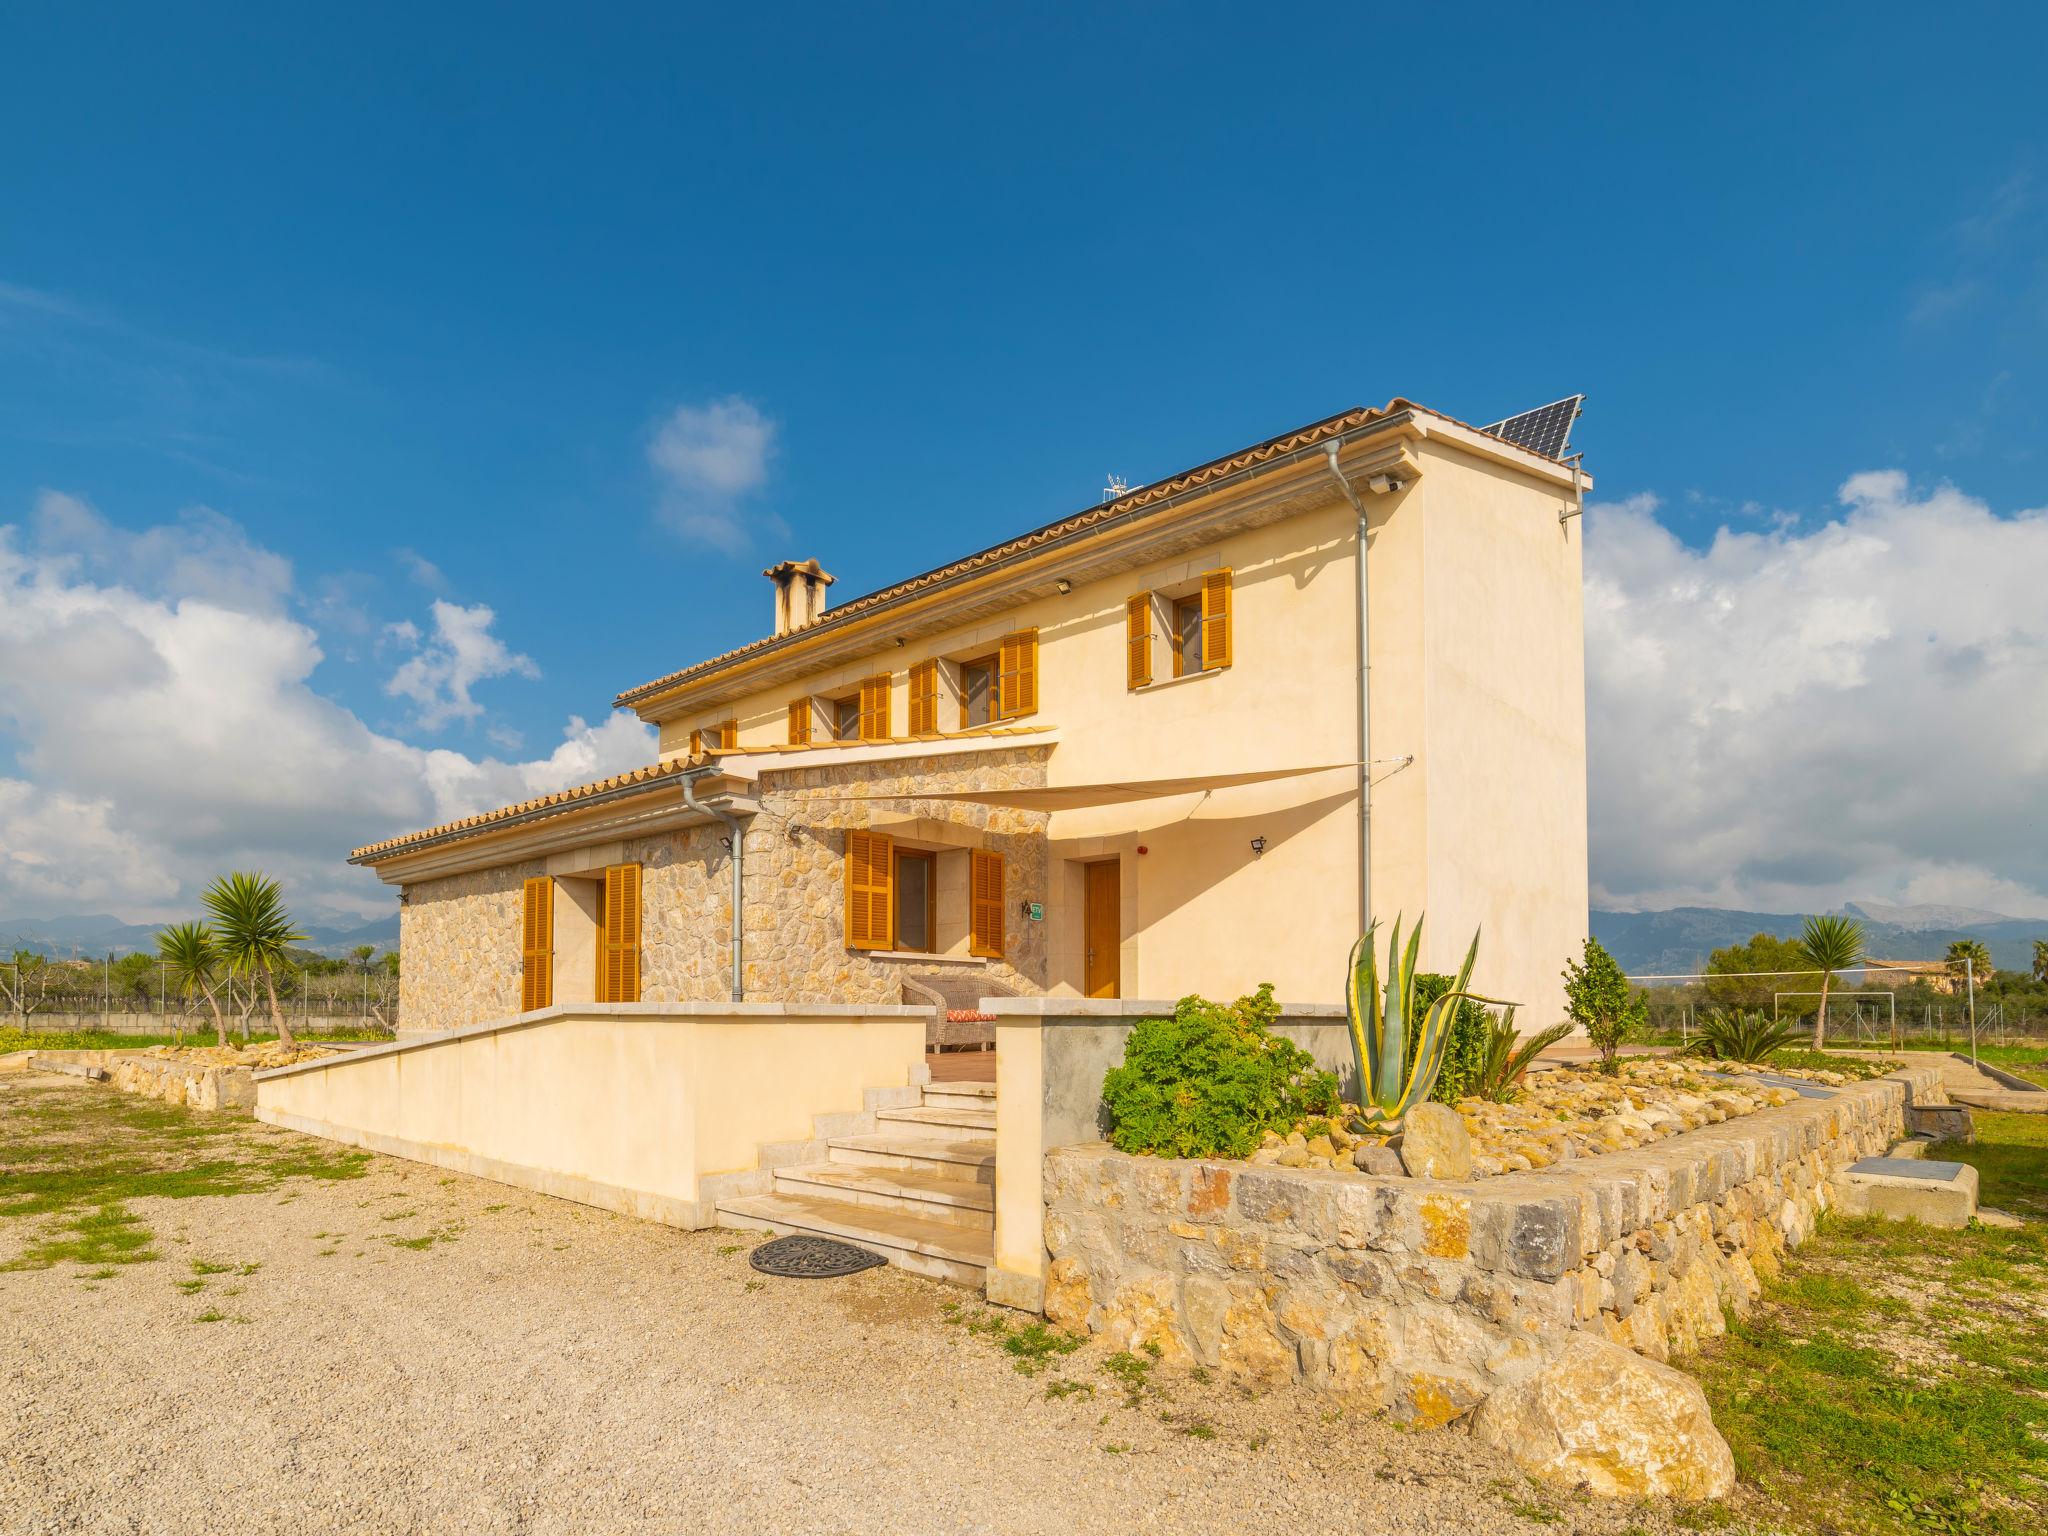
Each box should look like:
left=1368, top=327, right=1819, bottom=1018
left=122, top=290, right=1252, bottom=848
left=1084, top=861, right=1120, bottom=999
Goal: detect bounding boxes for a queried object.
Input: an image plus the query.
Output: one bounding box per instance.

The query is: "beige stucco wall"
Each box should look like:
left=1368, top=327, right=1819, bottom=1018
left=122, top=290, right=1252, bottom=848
left=642, top=446, right=1587, bottom=1020
left=255, top=1002, right=929, bottom=1227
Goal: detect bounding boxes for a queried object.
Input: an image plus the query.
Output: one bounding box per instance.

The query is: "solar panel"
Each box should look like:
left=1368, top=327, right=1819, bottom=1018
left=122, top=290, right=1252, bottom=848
left=1481, top=395, right=1584, bottom=460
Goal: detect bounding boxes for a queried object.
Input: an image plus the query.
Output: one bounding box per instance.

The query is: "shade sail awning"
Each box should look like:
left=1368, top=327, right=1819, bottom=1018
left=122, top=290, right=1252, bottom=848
left=823, top=762, right=1358, bottom=811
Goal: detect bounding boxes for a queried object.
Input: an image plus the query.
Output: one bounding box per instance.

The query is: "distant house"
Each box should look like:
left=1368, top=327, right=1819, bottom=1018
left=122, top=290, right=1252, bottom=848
left=1864, top=958, right=1961, bottom=995
left=351, top=395, right=1593, bottom=1034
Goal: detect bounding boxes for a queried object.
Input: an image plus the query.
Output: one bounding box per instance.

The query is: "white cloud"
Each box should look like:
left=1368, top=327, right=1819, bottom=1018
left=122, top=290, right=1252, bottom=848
left=647, top=396, right=787, bottom=554
left=1585, top=472, right=2048, bottom=918
left=0, top=499, right=654, bottom=921
left=384, top=599, right=540, bottom=729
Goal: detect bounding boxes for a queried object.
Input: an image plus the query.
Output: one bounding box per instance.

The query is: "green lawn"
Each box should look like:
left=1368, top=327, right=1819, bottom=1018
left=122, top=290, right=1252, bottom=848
left=0, top=1075, right=369, bottom=1272
left=1682, top=1108, right=2048, bottom=1534
left=1, top=1024, right=390, bottom=1052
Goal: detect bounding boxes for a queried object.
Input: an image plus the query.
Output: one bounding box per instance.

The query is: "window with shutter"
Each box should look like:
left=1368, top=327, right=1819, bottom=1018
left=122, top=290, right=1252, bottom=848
left=997, top=629, right=1038, bottom=719
left=969, top=849, right=1005, bottom=957
left=520, top=876, right=553, bottom=1013
left=787, top=698, right=811, bottom=745
left=859, top=675, right=891, bottom=741
left=908, top=659, right=939, bottom=735
left=1200, top=568, right=1233, bottom=671
left=1125, top=595, right=1152, bottom=690
left=843, top=830, right=895, bottom=950
left=598, top=863, right=641, bottom=1003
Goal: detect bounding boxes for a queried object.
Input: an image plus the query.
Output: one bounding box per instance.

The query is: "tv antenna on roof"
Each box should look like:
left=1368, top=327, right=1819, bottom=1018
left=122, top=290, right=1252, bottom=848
left=1103, top=475, right=1135, bottom=502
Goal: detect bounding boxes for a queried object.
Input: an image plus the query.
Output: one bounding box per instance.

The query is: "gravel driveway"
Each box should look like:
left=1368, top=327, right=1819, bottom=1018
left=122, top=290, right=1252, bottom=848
left=1, top=1073, right=1690, bottom=1536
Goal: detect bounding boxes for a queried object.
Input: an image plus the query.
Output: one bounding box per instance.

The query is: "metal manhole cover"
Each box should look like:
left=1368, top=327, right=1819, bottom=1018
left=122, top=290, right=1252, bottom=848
left=748, top=1234, right=887, bottom=1278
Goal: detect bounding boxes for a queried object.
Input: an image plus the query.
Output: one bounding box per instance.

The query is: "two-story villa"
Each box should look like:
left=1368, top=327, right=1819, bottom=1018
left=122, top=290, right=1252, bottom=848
left=352, top=396, right=1591, bottom=1037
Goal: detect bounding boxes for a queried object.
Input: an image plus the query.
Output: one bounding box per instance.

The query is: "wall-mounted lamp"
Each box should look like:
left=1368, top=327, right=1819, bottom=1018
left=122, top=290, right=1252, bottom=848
left=1054, top=578, right=1073, bottom=594
left=1249, top=836, right=1267, bottom=858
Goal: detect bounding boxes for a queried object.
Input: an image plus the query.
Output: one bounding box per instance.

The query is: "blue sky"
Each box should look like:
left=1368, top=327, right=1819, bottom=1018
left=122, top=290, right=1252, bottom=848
left=2, top=5, right=2045, bottom=922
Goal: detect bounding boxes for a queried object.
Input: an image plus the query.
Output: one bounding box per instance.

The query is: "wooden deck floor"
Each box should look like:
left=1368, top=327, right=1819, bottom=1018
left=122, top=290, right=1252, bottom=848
left=924, top=1049, right=996, bottom=1083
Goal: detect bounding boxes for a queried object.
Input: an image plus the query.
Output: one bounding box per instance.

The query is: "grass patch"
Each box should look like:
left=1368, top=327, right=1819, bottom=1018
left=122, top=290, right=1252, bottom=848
left=1, top=1202, right=158, bottom=1270
left=937, top=1300, right=1085, bottom=1377
left=1938, top=1111, right=2048, bottom=1219
left=1683, top=1106, right=2048, bottom=1535
left=0, top=1075, right=372, bottom=1272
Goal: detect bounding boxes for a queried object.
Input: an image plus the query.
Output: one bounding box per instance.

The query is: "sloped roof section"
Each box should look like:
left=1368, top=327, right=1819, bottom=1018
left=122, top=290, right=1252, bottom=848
left=349, top=759, right=699, bottom=864
left=614, top=396, right=1579, bottom=711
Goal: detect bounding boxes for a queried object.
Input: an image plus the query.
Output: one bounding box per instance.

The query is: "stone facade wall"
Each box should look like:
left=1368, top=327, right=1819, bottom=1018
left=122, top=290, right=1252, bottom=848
left=741, top=745, right=1051, bottom=1004
left=1039, top=1065, right=1940, bottom=1426
left=394, top=745, right=1054, bottom=1031
left=400, top=859, right=540, bottom=1033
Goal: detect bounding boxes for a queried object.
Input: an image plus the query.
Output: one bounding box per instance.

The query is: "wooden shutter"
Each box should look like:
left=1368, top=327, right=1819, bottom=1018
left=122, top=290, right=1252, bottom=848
left=969, top=849, right=1006, bottom=958
left=600, top=863, right=642, bottom=1003
left=1200, top=568, right=1233, bottom=671
left=844, top=830, right=895, bottom=951
left=859, top=674, right=891, bottom=741
left=997, top=629, right=1038, bottom=719
left=1125, top=594, right=1152, bottom=690
left=908, top=660, right=939, bottom=735
left=787, top=698, right=811, bottom=745
left=719, top=718, right=738, bottom=750
left=689, top=728, right=705, bottom=758
left=520, top=877, right=553, bottom=1012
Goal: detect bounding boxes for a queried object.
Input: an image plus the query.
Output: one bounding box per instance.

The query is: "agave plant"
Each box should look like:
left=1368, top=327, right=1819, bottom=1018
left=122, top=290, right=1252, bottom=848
left=1344, top=916, right=1506, bottom=1131
left=1687, top=1008, right=1804, bottom=1063
left=1473, top=1007, right=1574, bottom=1103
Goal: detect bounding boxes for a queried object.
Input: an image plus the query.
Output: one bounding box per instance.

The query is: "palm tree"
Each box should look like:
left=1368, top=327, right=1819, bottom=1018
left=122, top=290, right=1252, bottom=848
left=157, top=922, right=229, bottom=1048
left=202, top=872, right=307, bottom=1047
left=1797, top=914, right=1864, bottom=1051
left=2031, top=938, right=2047, bottom=985
left=348, top=944, right=376, bottom=974
left=1946, top=938, right=1992, bottom=992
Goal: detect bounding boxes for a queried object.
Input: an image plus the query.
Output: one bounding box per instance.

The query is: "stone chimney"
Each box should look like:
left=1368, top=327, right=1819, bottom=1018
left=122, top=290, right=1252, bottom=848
left=764, top=558, right=836, bottom=638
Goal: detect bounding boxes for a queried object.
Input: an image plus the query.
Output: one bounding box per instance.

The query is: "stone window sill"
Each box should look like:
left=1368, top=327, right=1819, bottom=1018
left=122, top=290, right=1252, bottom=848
left=863, top=950, right=988, bottom=966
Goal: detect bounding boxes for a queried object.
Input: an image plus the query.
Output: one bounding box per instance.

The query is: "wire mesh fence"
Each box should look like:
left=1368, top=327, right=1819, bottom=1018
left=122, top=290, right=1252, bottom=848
left=1632, top=965, right=2046, bottom=1051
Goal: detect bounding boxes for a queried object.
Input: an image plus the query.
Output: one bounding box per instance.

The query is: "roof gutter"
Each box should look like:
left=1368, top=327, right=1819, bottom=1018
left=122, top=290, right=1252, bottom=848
left=616, top=410, right=1423, bottom=712
left=348, top=769, right=703, bottom=866
left=1323, top=444, right=1386, bottom=936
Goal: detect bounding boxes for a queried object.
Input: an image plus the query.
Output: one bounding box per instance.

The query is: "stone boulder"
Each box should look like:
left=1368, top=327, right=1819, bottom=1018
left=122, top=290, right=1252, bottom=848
left=1470, top=1334, right=1735, bottom=1500
left=1395, top=1103, right=1473, bottom=1180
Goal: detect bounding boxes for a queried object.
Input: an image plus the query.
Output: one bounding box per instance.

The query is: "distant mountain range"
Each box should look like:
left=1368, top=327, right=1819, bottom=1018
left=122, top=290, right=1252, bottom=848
left=2, top=911, right=400, bottom=961
left=1591, top=902, right=2048, bottom=977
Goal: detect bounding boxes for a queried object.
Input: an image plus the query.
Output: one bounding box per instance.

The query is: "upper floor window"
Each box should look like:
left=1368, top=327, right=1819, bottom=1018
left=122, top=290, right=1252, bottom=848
left=1127, top=568, right=1232, bottom=689
left=959, top=655, right=995, bottom=727
left=690, top=719, right=739, bottom=755
left=833, top=695, right=861, bottom=741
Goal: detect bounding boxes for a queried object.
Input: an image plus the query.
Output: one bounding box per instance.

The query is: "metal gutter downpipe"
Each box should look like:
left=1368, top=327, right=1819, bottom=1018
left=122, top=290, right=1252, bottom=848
left=1325, top=443, right=1374, bottom=935
left=681, top=766, right=746, bottom=1002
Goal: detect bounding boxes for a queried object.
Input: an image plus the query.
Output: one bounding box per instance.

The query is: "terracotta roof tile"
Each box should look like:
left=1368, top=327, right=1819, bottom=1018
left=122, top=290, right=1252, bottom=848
left=349, top=760, right=698, bottom=863
left=349, top=724, right=1054, bottom=865
left=613, top=399, right=1573, bottom=712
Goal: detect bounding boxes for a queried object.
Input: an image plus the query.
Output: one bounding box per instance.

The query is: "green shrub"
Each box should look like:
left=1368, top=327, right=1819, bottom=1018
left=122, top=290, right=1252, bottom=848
left=1409, top=972, right=1491, bottom=1104
left=1686, top=1008, right=1805, bottom=1063
left=1562, top=937, right=1647, bottom=1074
left=1101, top=985, right=1338, bottom=1158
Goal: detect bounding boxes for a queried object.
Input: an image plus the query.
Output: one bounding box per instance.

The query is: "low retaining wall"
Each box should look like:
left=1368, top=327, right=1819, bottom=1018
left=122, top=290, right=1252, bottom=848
left=254, top=1000, right=929, bottom=1229
left=25, top=1050, right=257, bottom=1112
left=988, top=997, right=1351, bottom=1309
left=1036, top=1063, right=1943, bottom=1424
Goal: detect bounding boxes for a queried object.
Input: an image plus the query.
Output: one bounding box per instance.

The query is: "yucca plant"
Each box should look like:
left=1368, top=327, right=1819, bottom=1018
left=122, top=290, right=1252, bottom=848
left=1473, top=1008, right=1573, bottom=1103
left=1687, top=1008, right=1804, bottom=1063
left=1344, top=916, right=1505, bottom=1131
left=202, top=871, right=307, bottom=1048
left=157, top=921, right=228, bottom=1048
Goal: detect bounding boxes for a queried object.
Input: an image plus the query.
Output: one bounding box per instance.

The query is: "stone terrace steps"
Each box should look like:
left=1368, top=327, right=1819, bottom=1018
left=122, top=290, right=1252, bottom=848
left=873, top=1103, right=997, bottom=1137
left=825, top=1132, right=996, bottom=1182
left=770, top=1161, right=994, bottom=1231
left=717, top=1081, right=998, bottom=1287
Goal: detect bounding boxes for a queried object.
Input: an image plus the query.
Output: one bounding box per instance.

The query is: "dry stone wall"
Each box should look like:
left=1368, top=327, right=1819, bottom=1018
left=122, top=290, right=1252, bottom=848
left=1040, top=1064, right=1941, bottom=1426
